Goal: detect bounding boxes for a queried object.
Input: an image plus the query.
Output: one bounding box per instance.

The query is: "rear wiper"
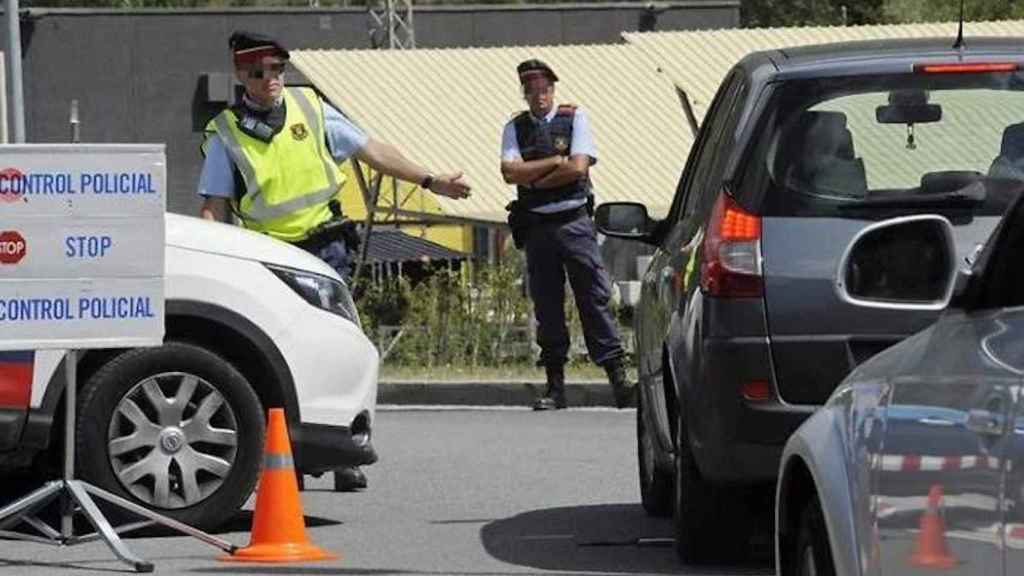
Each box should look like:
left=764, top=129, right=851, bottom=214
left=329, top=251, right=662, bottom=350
left=838, top=185, right=985, bottom=210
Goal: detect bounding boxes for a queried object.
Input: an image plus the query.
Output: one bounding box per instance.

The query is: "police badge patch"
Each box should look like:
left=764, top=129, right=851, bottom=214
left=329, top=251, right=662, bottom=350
left=290, top=123, right=309, bottom=141
left=553, top=135, right=570, bottom=153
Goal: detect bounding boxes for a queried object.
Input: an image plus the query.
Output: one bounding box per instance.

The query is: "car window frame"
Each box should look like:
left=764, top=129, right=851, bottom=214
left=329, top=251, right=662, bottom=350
left=661, top=69, right=744, bottom=235
left=677, top=72, right=749, bottom=238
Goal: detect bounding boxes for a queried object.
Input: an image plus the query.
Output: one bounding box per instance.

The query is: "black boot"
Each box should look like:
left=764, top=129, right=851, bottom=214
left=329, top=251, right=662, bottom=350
left=533, top=364, right=567, bottom=410
left=603, top=357, right=634, bottom=409
left=334, top=465, right=368, bottom=492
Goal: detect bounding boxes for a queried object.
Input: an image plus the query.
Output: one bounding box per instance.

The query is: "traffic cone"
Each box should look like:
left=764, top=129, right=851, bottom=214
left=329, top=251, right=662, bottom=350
left=909, top=484, right=957, bottom=569
left=221, top=408, right=337, bottom=563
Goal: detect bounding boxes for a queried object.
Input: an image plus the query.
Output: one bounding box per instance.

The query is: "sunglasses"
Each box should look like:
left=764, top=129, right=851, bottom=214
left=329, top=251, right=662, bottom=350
left=247, top=62, right=288, bottom=79
left=522, top=80, right=554, bottom=97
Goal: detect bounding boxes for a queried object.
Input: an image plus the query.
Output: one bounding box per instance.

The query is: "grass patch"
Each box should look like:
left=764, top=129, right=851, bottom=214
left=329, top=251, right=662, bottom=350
left=380, top=363, right=611, bottom=381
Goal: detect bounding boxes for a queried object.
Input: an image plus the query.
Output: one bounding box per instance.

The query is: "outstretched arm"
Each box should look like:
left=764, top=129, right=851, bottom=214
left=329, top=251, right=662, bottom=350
left=355, top=137, right=471, bottom=199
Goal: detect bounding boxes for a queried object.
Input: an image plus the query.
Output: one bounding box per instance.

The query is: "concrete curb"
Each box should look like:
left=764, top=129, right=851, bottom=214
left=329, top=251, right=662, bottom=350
left=378, top=380, right=617, bottom=407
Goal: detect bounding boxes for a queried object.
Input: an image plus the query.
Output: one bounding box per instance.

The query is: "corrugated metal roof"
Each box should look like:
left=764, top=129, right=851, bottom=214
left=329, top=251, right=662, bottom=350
left=291, top=45, right=690, bottom=223
left=366, top=228, right=467, bottom=264
left=623, top=20, right=1024, bottom=122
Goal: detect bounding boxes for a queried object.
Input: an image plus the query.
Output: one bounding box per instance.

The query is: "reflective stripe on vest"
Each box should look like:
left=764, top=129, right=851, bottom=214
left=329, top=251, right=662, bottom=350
left=211, top=87, right=345, bottom=242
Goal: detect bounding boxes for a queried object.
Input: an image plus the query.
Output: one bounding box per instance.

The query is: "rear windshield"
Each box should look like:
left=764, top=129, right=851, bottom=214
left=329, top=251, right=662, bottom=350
left=750, top=70, right=1024, bottom=219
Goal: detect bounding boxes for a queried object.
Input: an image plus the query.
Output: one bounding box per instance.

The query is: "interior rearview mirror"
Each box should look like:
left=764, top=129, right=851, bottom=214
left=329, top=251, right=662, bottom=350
left=875, top=104, right=942, bottom=124
left=594, top=202, right=652, bottom=240
left=836, top=215, right=957, bottom=310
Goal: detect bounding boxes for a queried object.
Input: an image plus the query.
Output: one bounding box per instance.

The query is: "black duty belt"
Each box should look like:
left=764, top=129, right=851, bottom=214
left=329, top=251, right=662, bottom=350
left=291, top=218, right=358, bottom=254
left=528, top=205, right=588, bottom=225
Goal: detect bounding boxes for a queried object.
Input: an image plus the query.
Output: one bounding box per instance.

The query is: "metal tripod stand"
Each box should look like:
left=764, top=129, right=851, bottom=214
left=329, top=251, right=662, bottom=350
left=0, top=350, right=238, bottom=572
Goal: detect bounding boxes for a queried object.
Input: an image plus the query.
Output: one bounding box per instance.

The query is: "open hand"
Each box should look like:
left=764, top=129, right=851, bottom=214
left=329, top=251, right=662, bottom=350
left=430, top=172, right=472, bottom=199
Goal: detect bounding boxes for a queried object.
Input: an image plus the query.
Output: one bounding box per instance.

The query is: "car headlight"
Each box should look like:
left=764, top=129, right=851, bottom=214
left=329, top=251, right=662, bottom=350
left=265, top=264, right=361, bottom=328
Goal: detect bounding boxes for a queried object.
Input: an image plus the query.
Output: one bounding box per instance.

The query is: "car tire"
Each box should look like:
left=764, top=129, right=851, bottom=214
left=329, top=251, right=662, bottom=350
left=76, top=342, right=265, bottom=531
left=673, top=407, right=735, bottom=564
left=790, top=496, right=836, bottom=576
left=637, top=389, right=672, bottom=517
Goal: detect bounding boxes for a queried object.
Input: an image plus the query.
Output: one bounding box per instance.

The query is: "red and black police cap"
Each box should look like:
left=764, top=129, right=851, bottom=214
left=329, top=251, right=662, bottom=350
left=230, top=31, right=290, bottom=66
left=517, top=59, right=559, bottom=83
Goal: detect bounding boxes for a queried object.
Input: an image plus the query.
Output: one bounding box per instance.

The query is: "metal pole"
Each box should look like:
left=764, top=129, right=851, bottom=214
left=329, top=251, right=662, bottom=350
left=4, top=0, right=23, bottom=142
left=61, top=350, right=77, bottom=539
left=0, top=54, right=7, bottom=143
left=69, top=99, right=79, bottom=144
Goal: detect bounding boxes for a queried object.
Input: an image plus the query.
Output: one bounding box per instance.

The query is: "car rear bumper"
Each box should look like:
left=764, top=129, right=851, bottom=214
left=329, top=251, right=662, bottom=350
left=291, top=417, right=377, bottom=475
left=688, top=336, right=816, bottom=485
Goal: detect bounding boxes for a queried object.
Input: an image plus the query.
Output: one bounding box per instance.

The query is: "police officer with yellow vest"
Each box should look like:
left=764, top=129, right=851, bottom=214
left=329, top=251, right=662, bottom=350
left=198, top=31, right=471, bottom=282
left=198, top=31, right=471, bottom=490
left=501, top=59, right=631, bottom=411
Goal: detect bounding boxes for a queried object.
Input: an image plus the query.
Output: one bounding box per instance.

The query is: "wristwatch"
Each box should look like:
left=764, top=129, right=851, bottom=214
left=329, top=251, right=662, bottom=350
left=420, top=174, right=435, bottom=190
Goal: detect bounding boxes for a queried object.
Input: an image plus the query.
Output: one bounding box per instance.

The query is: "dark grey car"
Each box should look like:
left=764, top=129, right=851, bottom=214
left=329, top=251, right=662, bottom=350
left=596, top=38, right=1024, bottom=564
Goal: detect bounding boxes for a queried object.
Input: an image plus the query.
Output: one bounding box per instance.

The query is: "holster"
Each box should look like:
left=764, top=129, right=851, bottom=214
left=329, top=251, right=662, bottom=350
left=295, top=217, right=361, bottom=254
left=505, top=200, right=528, bottom=250
left=505, top=197, right=594, bottom=251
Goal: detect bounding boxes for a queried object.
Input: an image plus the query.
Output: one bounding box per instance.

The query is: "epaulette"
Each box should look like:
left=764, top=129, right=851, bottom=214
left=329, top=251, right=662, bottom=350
left=556, top=104, right=577, bottom=116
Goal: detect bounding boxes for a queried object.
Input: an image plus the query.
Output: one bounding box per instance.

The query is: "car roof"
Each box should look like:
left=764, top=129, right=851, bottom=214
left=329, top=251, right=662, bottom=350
left=739, top=36, right=1024, bottom=78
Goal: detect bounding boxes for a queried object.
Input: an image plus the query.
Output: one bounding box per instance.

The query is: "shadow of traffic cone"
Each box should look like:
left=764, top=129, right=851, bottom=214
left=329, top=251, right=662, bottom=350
left=221, top=408, right=337, bottom=563
left=909, top=484, right=957, bottom=569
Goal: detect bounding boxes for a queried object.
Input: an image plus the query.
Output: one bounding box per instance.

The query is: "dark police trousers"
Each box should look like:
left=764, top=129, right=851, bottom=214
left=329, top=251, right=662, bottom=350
left=523, top=208, right=624, bottom=368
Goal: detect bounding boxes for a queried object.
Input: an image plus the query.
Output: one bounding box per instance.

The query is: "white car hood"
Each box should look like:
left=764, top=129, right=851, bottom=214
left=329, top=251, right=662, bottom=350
left=165, top=213, right=341, bottom=280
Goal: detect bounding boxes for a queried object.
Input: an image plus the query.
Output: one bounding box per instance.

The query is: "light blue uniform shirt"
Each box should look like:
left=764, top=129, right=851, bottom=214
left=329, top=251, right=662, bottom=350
left=501, top=106, right=597, bottom=214
left=198, top=101, right=368, bottom=199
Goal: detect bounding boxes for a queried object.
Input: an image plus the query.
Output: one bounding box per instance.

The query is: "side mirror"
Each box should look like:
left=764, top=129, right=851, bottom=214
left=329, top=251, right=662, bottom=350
left=836, top=215, right=957, bottom=310
left=594, top=202, right=653, bottom=240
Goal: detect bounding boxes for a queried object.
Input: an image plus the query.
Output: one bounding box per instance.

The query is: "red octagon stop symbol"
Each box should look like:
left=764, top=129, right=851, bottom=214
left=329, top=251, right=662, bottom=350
left=0, top=231, right=26, bottom=264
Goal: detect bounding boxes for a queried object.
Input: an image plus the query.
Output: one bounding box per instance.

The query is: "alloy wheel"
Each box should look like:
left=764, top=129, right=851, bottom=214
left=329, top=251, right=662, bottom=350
left=107, top=372, right=239, bottom=509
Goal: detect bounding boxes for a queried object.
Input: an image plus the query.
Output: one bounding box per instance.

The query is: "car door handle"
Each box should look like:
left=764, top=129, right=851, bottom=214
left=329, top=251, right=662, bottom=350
left=966, top=409, right=1004, bottom=436
left=917, top=417, right=956, bottom=427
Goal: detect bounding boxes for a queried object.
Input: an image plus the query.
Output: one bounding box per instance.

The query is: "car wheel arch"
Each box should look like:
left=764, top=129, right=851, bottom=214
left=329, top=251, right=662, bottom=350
left=778, top=415, right=865, bottom=576
left=662, top=344, right=679, bottom=447
left=777, top=455, right=817, bottom=575
left=163, top=299, right=298, bottom=421
left=31, top=299, right=299, bottom=452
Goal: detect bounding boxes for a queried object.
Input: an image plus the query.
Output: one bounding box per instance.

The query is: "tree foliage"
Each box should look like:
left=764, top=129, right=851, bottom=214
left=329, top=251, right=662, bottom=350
left=741, top=0, right=1024, bottom=28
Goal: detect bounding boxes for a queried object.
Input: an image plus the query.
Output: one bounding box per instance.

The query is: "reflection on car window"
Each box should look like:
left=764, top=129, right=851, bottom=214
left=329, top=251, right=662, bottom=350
left=752, top=74, right=1024, bottom=220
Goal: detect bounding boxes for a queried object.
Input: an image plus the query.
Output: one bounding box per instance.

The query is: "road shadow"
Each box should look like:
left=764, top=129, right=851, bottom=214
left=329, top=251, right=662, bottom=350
left=480, top=503, right=772, bottom=575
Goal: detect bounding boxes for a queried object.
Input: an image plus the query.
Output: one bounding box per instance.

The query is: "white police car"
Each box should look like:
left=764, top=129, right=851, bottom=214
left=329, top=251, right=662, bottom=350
left=0, top=213, right=378, bottom=529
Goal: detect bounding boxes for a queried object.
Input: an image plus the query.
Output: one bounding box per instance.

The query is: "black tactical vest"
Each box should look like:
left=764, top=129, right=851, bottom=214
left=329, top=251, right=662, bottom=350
left=514, top=104, right=590, bottom=210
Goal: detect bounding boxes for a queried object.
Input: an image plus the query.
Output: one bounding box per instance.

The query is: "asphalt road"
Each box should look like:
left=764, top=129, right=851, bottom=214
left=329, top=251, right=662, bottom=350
left=0, top=408, right=773, bottom=575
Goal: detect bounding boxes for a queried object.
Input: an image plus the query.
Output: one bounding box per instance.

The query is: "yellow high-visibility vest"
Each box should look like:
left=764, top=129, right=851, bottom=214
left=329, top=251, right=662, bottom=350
left=206, top=87, right=346, bottom=242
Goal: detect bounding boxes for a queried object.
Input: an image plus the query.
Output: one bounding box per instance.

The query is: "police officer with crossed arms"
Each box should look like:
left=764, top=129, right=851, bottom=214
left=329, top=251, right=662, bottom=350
left=500, top=59, right=631, bottom=410
left=197, top=31, right=471, bottom=489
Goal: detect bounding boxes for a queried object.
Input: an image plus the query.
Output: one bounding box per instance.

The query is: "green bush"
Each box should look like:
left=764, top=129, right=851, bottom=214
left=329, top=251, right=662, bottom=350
left=356, top=256, right=630, bottom=369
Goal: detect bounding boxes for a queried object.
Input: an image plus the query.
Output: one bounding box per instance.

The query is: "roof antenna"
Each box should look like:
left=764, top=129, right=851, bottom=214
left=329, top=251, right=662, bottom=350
left=953, top=0, right=966, bottom=50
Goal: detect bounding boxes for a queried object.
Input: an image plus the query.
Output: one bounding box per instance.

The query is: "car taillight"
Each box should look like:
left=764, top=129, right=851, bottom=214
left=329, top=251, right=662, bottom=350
left=741, top=380, right=772, bottom=402
left=699, top=193, right=763, bottom=298
left=914, top=62, right=1018, bottom=74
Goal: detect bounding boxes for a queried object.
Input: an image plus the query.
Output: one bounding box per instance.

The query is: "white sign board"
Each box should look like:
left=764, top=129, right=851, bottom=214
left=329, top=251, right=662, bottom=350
left=0, top=144, right=165, bottom=350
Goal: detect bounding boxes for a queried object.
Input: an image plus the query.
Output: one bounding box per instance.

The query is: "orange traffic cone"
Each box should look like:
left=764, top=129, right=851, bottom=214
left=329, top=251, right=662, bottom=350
left=909, top=484, right=957, bottom=569
left=221, top=408, right=337, bottom=563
